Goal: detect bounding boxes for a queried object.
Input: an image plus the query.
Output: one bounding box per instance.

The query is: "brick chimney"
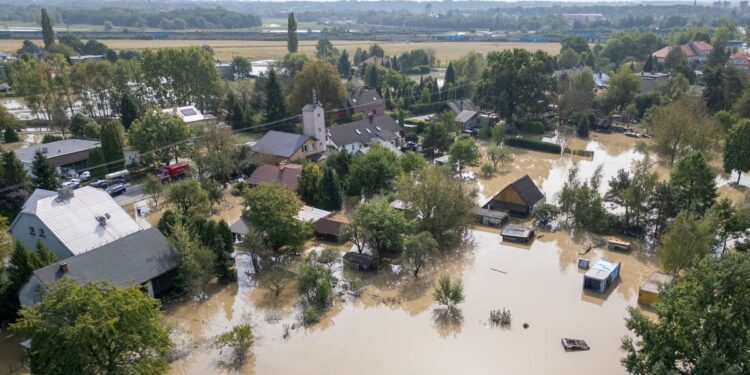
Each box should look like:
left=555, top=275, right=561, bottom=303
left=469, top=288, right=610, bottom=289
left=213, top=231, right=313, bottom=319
left=59, top=262, right=68, bottom=273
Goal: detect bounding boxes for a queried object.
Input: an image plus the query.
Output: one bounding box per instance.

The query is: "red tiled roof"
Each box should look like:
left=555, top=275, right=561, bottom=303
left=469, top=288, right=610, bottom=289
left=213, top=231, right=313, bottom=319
left=730, top=53, right=750, bottom=66
left=652, top=40, right=713, bottom=58
left=247, top=164, right=302, bottom=191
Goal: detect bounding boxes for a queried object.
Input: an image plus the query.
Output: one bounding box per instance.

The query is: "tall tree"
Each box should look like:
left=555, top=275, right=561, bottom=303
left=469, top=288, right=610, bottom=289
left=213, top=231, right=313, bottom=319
left=231, top=56, right=252, bottom=79
left=476, top=49, right=554, bottom=123
left=422, top=113, right=453, bottom=154
left=167, top=179, right=210, bottom=215
left=344, top=196, right=409, bottom=263
left=243, top=183, right=311, bottom=251
left=346, top=144, right=401, bottom=198
left=724, top=120, right=750, bottom=184
left=87, top=148, right=107, bottom=179
left=287, top=12, right=298, bottom=53
left=622, top=253, right=750, bottom=374
left=169, top=222, right=216, bottom=296
left=119, top=93, right=140, bottom=130
left=12, top=278, right=171, bottom=374
left=287, top=60, right=346, bottom=119
left=1, top=151, right=30, bottom=190
left=650, top=97, right=721, bottom=165
left=264, top=69, right=288, bottom=125
left=642, top=54, right=654, bottom=73
left=604, top=66, right=640, bottom=112
left=403, top=231, right=438, bottom=277
left=100, top=120, right=125, bottom=172
left=297, top=162, right=322, bottom=206
left=40, top=9, right=54, bottom=49
left=444, top=62, right=456, bottom=86
left=448, top=135, right=480, bottom=172
left=338, top=49, right=351, bottom=79
left=317, top=166, right=342, bottom=211
left=31, top=151, right=58, bottom=190
left=670, top=151, right=717, bottom=214
left=128, top=111, right=193, bottom=166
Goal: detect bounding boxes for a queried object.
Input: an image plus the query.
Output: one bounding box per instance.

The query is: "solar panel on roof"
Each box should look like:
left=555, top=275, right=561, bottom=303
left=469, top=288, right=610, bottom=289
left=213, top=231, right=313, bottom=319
left=180, top=108, right=198, bottom=116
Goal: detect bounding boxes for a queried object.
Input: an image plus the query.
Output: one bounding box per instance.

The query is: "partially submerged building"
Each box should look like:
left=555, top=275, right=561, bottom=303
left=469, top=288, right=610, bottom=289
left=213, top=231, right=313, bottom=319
left=501, top=224, right=535, bottom=243
left=313, top=217, right=345, bottom=242
left=231, top=205, right=332, bottom=243
left=637, top=272, right=674, bottom=305
left=483, top=175, right=545, bottom=216
left=583, top=259, right=621, bottom=293
left=19, top=228, right=176, bottom=306
left=472, top=207, right=508, bottom=227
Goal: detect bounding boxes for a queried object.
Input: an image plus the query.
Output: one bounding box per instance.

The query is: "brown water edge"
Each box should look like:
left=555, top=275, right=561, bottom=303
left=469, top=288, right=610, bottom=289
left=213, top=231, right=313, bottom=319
left=166, top=228, right=657, bottom=375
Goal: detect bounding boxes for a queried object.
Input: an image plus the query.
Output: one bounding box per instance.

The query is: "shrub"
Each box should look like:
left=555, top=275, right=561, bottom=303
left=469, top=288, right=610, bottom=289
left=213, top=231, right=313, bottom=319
left=433, top=275, right=464, bottom=308
left=302, top=306, right=320, bottom=325
left=405, top=65, right=431, bottom=75
left=505, top=137, right=561, bottom=154
left=480, top=162, right=495, bottom=178
left=408, top=102, right=446, bottom=116
left=3, top=124, right=19, bottom=143
left=515, top=120, right=545, bottom=134
left=42, top=134, right=63, bottom=144
left=489, top=308, right=512, bottom=327
left=532, top=203, right=560, bottom=226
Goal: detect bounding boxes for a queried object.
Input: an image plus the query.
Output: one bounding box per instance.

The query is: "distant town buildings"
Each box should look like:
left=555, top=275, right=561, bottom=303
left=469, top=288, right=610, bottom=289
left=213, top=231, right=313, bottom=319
left=729, top=53, right=750, bottom=74
left=651, top=40, right=714, bottom=68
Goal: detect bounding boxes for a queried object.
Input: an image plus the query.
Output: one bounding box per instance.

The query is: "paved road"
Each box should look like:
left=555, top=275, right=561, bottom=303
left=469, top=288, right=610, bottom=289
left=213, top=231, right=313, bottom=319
left=114, top=183, right=146, bottom=207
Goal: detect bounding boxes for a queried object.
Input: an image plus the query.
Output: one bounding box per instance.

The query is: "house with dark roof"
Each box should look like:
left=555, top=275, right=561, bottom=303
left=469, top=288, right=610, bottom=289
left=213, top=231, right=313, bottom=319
left=251, top=100, right=327, bottom=163
left=455, top=110, right=481, bottom=130
left=346, top=89, right=385, bottom=117
left=651, top=40, right=713, bottom=68
left=313, top=217, right=345, bottom=242
left=14, top=138, right=101, bottom=173
left=247, top=164, right=302, bottom=191
left=445, top=99, right=481, bottom=114
left=328, top=114, right=401, bottom=153
left=483, top=175, right=545, bottom=216
left=18, top=227, right=176, bottom=306
left=635, top=72, right=671, bottom=93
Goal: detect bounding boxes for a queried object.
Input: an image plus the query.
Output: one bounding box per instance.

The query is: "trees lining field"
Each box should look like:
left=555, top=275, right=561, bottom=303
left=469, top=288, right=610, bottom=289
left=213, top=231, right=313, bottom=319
left=0, top=40, right=561, bottom=63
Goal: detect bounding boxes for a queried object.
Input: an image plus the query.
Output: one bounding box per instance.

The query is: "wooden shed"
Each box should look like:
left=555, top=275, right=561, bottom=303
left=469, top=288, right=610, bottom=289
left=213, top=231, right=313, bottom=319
left=483, top=175, right=545, bottom=216
left=607, top=238, right=632, bottom=252
left=583, top=259, right=621, bottom=294
left=313, top=218, right=345, bottom=243
left=638, top=272, right=674, bottom=305
left=472, top=207, right=509, bottom=227
left=501, top=224, right=535, bottom=243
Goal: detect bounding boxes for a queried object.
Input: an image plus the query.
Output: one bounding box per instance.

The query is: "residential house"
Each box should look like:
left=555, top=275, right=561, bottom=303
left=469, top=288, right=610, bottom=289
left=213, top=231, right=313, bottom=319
left=445, top=99, right=481, bottom=114
left=483, top=175, right=545, bottom=216
left=594, top=72, right=610, bottom=89
left=729, top=53, right=750, bottom=74
left=13, top=138, right=101, bottom=174
left=162, top=106, right=215, bottom=127
left=69, top=55, right=105, bottom=64
left=651, top=41, right=713, bottom=68
left=8, top=187, right=145, bottom=260
left=251, top=100, right=327, bottom=163
left=634, top=72, right=671, bottom=93
left=231, top=205, right=332, bottom=243
left=247, top=163, right=303, bottom=191
left=328, top=114, right=401, bottom=153
left=454, top=110, right=481, bottom=130
left=18, top=227, right=176, bottom=306
left=0, top=50, right=15, bottom=62
left=345, top=88, right=385, bottom=117
left=583, top=259, right=621, bottom=293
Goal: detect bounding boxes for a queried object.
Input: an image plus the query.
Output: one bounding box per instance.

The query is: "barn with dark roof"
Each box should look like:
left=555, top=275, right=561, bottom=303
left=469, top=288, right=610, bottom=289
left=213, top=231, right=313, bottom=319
left=483, top=175, right=545, bottom=216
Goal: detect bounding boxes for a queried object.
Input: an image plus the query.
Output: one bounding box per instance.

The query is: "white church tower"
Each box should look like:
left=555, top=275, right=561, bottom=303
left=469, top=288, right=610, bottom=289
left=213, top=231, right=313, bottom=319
left=302, top=90, right=326, bottom=153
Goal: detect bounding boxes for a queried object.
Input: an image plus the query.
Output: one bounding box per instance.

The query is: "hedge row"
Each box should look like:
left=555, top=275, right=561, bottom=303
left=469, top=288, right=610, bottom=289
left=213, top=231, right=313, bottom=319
left=515, top=120, right=546, bottom=134
left=408, top=102, right=446, bottom=116
left=505, top=137, right=562, bottom=154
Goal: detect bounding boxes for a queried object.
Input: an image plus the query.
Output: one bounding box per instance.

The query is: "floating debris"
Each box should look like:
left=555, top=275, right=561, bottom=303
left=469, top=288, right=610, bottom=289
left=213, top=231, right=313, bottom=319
left=561, top=338, right=590, bottom=351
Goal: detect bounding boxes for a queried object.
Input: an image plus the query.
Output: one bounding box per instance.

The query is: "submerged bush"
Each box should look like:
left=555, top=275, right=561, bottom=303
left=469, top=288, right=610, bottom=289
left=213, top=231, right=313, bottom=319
left=489, top=308, right=512, bottom=327
left=433, top=275, right=464, bottom=308
left=302, top=306, right=320, bottom=325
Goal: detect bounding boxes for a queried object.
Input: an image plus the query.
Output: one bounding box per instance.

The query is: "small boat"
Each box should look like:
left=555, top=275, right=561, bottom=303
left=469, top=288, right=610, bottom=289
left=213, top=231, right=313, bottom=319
left=561, top=338, right=590, bottom=351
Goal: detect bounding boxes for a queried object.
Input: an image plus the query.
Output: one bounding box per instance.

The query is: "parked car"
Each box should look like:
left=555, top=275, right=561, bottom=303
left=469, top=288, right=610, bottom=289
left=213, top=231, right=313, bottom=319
left=62, top=179, right=81, bottom=189
left=89, top=179, right=109, bottom=188
left=106, top=184, right=126, bottom=197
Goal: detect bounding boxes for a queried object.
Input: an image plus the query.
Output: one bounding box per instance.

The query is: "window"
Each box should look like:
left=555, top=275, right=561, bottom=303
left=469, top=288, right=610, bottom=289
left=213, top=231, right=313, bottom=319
left=39, top=228, right=46, bottom=238
left=29, top=226, right=35, bottom=236
left=302, top=145, right=308, bottom=153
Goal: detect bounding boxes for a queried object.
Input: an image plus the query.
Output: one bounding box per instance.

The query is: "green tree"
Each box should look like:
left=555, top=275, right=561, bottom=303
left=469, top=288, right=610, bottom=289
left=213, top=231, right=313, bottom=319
left=100, top=120, right=125, bottom=172
left=40, top=9, right=54, bottom=49
left=119, top=93, right=140, bottom=130
left=346, top=143, right=401, bottom=197
left=344, top=196, right=409, bottom=262
left=287, top=13, right=298, bottom=53
left=1, top=151, right=30, bottom=190
left=400, top=151, right=427, bottom=174
left=231, top=56, right=252, bottom=79
left=486, top=142, right=513, bottom=170
left=12, top=278, right=171, bottom=375
left=558, top=48, right=580, bottom=69
left=338, top=49, right=351, bottom=79
left=128, top=111, right=192, bottom=165
left=664, top=46, right=687, bottom=71
left=3, top=124, right=19, bottom=143
left=444, top=62, right=456, bottom=86
left=403, top=231, right=438, bottom=277
left=297, top=162, right=322, bottom=206
left=31, top=151, right=58, bottom=190
left=448, top=135, right=480, bottom=172
left=576, top=112, right=590, bottom=138
left=169, top=222, right=216, bottom=295
left=604, top=66, right=640, bottom=112
left=433, top=275, right=464, bottom=309
left=214, top=324, right=254, bottom=368
left=317, top=166, right=342, bottom=211
left=287, top=61, right=346, bottom=118
left=397, top=165, right=474, bottom=248
left=622, top=253, right=750, bottom=374
left=243, top=183, right=311, bottom=251
left=650, top=97, right=721, bottom=165
left=143, top=174, right=163, bottom=208
left=642, top=54, right=654, bottom=73
left=87, top=148, right=107, bottom=179
left=476, top=49, right=555, bottom=123
left=315, top=39, right=339, bottom=62
left=281, top=52, right=310, bottom=78
left=723, top=120, right=750, bottom=184
left=369, top=44, right=384, bottom=57
left=264, top=69, right=288, bottom=126
left=167, top=179, right=210, bottom=215
left=670, top=151, right=717, bottom=214
left=422, top=113, right=453, bottom=154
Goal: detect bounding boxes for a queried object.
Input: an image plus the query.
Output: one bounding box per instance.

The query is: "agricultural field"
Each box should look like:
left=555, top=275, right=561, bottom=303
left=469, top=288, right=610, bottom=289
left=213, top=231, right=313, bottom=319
left=0, top=39, right=561, bottom=63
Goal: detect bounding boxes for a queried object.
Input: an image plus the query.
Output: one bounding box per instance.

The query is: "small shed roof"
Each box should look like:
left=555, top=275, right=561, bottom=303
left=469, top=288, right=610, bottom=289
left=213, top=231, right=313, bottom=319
left=455, top=110, right=479, bottom=123
left=247, top=164, right=302, bottom=191
left=585, top=259, right=620, bottom=281
left=472, top=207, right=509, bottom=221
left=640, top=272, right=674, bottom=294
left=297, top=205, right=332, bottom=222
left=251, top=131, right=310, bottom=158
left=501, top=224, right=533, bottom=238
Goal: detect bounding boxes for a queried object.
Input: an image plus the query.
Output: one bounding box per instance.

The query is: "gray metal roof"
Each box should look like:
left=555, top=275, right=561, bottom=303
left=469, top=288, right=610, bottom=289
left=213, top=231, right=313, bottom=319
left=328, top=115, right=400, bottom=148
left=15, top=187, right=143, bottom=256
left=472, top=207, right=509, bottom=221
left=455, top=110, right=479, bottom=123
left=347, top=89, right=383, bottom=108
left=14, top=138, right=100, bottom=164
left=32, top=228, right=175, bottom=288
left=250, top=131, right=310, bottom=158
